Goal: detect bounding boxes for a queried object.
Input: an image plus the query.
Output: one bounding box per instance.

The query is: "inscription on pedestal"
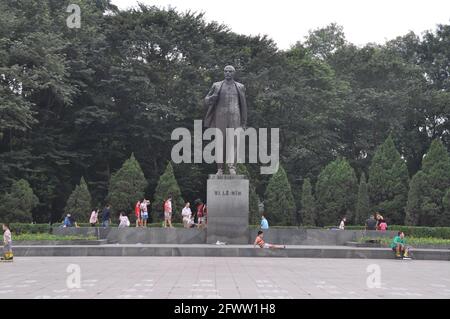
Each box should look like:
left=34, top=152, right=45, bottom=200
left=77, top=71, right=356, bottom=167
left=206, top=175, right=249, bottom=244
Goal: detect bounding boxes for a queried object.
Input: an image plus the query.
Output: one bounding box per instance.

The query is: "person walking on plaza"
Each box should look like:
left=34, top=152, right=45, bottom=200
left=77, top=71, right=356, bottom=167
left=1, top=224, right=13, bottom=261
left=260, top=214, right=269, bottom=230
left=89, top=208, right=99, bottom=227
left=140, top=199, right=150, bottom=227
left=135, top=200, right=142, bottom=227
left=102, top=205, right=111, bottom=228
left=253, top=231, right=285, bottom=249
left=163, top=196, right=173, bottom=228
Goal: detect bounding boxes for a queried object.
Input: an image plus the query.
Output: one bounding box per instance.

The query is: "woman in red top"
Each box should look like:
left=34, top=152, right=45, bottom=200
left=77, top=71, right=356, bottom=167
left=197, top=202, right=205, bottom=228
left=135, top=201, right=141, bottom=227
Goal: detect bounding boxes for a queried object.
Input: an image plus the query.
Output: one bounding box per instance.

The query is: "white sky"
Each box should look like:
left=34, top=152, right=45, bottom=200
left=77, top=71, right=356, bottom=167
left=111, top=0, right=450, bottom=50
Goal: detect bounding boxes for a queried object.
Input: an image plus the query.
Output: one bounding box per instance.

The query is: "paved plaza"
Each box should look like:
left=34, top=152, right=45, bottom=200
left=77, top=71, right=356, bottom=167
left=1, top=257, right=449, bottom=299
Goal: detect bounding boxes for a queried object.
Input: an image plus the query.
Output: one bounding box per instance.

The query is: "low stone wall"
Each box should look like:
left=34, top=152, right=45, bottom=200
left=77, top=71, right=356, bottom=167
left=106, top=228, right=206, bottom=244
left=52, top=227, right=111, bottom=239
left=11, top=245, right=450, bottom=260
left=248, top=229, right=396, bottom=246
left=51, top=227, right=396, bottom=245
left=13, top=240, right=107, bottom=246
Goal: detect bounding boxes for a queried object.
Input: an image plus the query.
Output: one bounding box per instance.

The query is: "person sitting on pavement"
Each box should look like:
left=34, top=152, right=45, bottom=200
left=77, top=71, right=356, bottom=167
left=390, top=231, right=411, bottom=259
left=253, top=230, right=286, bottom=249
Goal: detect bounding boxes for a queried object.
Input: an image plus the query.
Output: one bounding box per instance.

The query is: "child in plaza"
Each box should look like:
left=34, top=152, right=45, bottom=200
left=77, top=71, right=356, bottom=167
left=2, top=224, right=13, bottom=261
left=254, top=230, right=286, bottom=249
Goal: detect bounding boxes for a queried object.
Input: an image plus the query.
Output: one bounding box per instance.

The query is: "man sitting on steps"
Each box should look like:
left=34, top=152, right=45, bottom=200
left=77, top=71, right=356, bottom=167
left=390, top=231, right=411, bottom=259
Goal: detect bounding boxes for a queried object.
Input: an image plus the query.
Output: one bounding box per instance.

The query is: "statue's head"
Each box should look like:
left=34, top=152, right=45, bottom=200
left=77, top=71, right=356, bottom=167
left=224, top=65, right=236, bottom=81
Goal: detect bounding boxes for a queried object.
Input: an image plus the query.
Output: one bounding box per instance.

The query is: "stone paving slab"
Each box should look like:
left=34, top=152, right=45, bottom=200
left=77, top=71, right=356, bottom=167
left=1, top=257, right=449, bottom=299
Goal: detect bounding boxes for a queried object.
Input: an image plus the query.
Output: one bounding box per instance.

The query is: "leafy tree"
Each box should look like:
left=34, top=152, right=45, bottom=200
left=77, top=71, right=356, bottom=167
left=300, top=178, right=316, bottom=226
left=0, top=179, right=39, bottom=223
left=303, top=23, right=347, bottom=60
left=107, top=154, right=147, bottom=213
left=64, top=177, right=92, bottom=222
left=152, top=162, right=184, bottom=223
left=368, top=136, right=409, bottom=224
left=264, top=165, right=296, bottom=226
left=316, top=158, right=358, bottom=226
left=355, top=173, right=370, bottom=225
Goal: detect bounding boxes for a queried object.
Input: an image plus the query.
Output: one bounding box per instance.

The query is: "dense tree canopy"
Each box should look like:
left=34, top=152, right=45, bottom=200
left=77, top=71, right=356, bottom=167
left=0, top=1, right=449, bottom=225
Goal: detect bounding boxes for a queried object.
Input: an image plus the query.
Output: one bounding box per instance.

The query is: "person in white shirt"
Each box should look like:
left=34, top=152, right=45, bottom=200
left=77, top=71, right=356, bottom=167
left=140, top=199, right=150, bottom=227
left=163, top=196, right=173, bottom=228
left=89, top=209, right=99, bottom=227
left=339, top=217, right=347, bottom=230
left=182, top=202, right=193, bottom=228
left=118, top=212, right=130, bottom=228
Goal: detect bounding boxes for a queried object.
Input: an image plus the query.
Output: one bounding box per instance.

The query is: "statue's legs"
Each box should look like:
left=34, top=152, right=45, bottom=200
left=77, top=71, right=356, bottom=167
left=214, top=114, right=240, bottom=175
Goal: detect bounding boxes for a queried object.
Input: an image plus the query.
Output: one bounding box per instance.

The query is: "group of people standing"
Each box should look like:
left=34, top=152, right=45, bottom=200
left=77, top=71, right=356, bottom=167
left=85, top=196, right=208, bottom=229
left=365, top=212, right=388, bottom=231
left=337, top=212, right=389, bottom=231
left=181, top=200, right=207, bottom=229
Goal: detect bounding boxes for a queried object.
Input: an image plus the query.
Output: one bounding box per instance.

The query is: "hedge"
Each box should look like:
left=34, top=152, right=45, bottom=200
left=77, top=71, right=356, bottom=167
left=8, top=223, right=52, bottom=235
left=5, top=223, right=450, bottom=239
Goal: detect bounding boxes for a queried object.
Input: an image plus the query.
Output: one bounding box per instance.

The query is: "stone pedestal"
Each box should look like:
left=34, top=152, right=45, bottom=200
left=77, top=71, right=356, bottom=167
left=206, top=175, right=249, bottom=244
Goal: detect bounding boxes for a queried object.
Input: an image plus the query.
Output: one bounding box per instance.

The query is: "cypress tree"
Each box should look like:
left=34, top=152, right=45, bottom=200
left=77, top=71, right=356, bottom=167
left=236, top=164, right=261, bottom=225
left=64, top=177, right=92, bottom=222
left=443, top=189, right=450, bottom=226
left=300, top=178, right=316, bottom=226
left=264, top=165, right=296, bottom=226
left=355, top=173, right=370, bottom=225
left=405, top=171, right=425, bottom=226
left=316, top=158, right=358, bottom=226
left=0, top=179, right=39, bottom=223
left=368, top=136, right=409, bottom=224
left=152, top=162, right=184, bottom=223
left=406, top=140, right=450, bottom=226
left=107, top=153, right=147, bottom=214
